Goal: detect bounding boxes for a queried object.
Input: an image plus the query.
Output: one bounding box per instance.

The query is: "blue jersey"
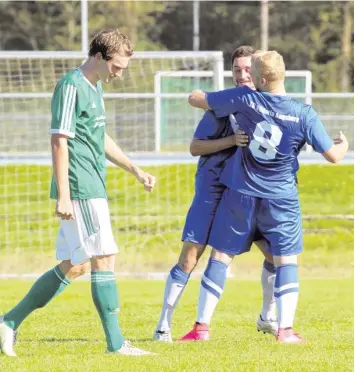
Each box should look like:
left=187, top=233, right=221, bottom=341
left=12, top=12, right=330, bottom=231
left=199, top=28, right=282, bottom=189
left=206, top=86, right=333, bottom=198
left=193, top=110, right=235, bottom=188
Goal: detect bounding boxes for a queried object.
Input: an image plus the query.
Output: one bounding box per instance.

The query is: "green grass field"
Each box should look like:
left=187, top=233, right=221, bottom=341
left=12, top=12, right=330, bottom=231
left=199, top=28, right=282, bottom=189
left=0, top=278, right=353, bottom=371
left=0, top=163, right=353, bottom=370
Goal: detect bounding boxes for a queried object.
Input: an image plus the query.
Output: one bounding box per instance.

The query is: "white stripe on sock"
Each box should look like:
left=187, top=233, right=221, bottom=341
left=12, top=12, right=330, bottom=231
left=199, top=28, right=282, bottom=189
left=202, top=275, right=223, bottom=295
left=275, top=282, right=299, bottom=293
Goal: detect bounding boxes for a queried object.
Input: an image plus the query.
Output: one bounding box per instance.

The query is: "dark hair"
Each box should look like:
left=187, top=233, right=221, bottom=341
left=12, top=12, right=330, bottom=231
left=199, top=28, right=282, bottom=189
left=89, top=29, right=134, bottom=60
left=231, top=45, right=255, bottom=65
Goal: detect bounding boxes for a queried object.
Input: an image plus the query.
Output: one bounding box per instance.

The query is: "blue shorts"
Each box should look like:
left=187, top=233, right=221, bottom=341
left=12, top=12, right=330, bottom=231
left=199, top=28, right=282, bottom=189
left=182, top=183, right=226, bottom=245
left=208, top=189, right=303, bottom=256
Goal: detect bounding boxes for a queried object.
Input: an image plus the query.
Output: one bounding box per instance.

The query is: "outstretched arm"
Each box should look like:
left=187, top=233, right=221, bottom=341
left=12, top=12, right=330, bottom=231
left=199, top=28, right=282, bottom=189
left=188, top=87, right=245, bottom=118
left=105, top=133, right=156, bottom=192
left=188, top=90, right=210, bottom=110
left=322, top=131, right=349, bottom=163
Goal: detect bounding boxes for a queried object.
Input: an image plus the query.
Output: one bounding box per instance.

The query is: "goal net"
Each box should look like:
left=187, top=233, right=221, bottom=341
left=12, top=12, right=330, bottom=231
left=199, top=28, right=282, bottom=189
left=0, top=50, right=225, bottom=275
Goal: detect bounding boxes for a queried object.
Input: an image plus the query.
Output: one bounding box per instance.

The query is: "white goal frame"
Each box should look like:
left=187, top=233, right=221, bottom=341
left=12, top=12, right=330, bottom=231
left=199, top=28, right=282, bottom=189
left=0, top=50, right=225, bottom=153
left=154, top=70, right=313, bottom=152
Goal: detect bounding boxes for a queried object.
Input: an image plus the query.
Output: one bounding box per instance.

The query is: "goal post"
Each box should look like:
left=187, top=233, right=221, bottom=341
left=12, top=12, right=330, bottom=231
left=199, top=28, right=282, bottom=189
left=0, top=50, right=224, bottom=154
left=154, top=69, right=312, bottom=152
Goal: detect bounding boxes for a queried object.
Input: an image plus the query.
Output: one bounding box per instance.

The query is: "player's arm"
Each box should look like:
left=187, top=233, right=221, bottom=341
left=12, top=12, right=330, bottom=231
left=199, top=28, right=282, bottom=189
left=322, top=131, right=349, bottom=163
left=190, top=131, right=248, bottom=156
left=105, top=133, right=156, bottom=192
left=304, top=107, right=349, bottom=164
left=188, top=90, right=210, bottom=110
left=188, top=87, right=245, bottom=118
left=189, top=110, right=248, bottom=156
left=50, top=82, right=77, bottom=220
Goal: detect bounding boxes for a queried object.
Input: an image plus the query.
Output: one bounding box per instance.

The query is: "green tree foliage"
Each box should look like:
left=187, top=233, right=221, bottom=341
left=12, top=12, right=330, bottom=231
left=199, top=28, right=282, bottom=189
left=0, top=1, right=352, bottom=92
left=152, top=1, right=354, bottom=92
left=88, top=1, right=166, bottom=50
left=0, top=1, right=81, bottom=50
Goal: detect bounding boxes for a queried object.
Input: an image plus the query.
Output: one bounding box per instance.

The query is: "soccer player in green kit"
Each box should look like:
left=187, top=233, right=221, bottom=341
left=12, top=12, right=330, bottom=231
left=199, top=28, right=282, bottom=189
left=0, top=29, right=156, bottom=357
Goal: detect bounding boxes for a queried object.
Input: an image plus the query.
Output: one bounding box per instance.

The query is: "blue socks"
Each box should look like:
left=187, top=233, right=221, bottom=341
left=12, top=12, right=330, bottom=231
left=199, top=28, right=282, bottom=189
left=274, top=264, right=299, bottom=329
left=197, top=258, right=228, bottom=324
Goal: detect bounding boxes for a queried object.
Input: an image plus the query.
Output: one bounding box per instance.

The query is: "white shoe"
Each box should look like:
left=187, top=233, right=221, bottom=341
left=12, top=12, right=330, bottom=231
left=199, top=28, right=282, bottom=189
left=153, top=329, right=172, bottom=342
left=106, top=341, right=156, bottom=356
left=257, top=315, right=278, bottom=336
left=0, top=318, right=17, bottom=357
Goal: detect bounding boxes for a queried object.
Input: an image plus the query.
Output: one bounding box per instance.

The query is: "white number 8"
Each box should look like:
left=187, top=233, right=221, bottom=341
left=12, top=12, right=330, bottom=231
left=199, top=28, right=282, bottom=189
left=249, top=121, right=283, bottom=160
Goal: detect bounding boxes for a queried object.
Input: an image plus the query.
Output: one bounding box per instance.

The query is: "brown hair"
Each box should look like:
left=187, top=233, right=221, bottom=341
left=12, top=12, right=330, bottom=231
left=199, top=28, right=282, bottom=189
left=89, top=29, right=134, bottom=60
left=231, top=45, right=255, bottom=65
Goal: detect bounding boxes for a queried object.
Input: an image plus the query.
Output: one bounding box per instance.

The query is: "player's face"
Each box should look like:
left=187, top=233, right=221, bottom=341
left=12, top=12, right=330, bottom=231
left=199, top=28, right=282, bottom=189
left=232, top=56, right=254, bottom=88
left=98, top=53, right=131, bottom=84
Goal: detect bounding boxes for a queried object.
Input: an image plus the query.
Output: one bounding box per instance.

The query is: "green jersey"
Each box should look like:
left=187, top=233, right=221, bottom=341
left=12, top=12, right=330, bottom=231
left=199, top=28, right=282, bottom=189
left=50, top=68, right=107, bottom=200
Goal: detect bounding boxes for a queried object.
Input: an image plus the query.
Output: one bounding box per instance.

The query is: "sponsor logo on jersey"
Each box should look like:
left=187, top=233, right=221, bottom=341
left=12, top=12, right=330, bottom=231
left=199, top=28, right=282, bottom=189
left=94, top=115, right=106, bottom=128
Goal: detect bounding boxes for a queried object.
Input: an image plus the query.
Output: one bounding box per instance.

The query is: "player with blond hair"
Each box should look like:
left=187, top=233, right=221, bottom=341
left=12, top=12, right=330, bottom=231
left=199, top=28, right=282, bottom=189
left=0, top=29, right=156, bottom=356
left=183, top=50, right=348, bottom=343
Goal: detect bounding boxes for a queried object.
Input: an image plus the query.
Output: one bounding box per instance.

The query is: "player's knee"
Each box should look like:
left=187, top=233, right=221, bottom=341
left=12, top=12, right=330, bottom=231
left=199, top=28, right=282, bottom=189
left=178, top=242, right=205, bottom=273
left=255, top=239, right=273, bottom=264
left=210, top=248, right=233, bottom=266
left=178, top=253, right=198, bottom=273
left=177, top=258, right=196, bottom=274
left=66, top=262, right=90, bottom=280
left=264, top=253, right=273, bottom=264
left=273, top=254, right=298, bottom=267
left=91, top=254, right=116, bottom=272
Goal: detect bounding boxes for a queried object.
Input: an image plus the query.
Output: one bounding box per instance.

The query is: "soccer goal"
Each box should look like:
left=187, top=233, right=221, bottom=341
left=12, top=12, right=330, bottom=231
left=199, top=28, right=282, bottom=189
left=154, top=70, right=312, bottom=152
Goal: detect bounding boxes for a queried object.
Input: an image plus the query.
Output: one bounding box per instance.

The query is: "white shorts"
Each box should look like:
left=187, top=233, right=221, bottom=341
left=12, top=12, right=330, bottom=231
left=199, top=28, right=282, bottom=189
left=56, top=198, right=118, bottom=265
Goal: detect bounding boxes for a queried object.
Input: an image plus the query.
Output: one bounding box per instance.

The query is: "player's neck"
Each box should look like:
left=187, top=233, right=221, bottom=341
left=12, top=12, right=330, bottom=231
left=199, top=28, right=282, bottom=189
left=267, top=87, right=287, bottom=96
left=80, top=59, right=100, bottom=86
left=266, top=81, right=286, bottom=96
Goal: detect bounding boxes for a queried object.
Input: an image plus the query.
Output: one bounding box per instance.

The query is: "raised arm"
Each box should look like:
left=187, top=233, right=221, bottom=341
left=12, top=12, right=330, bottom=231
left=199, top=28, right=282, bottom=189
left=105, top=133, right=156, bottom=192
left=188, top=90, right=210, bottom=110
left=188, top=87, right=246, bottom=117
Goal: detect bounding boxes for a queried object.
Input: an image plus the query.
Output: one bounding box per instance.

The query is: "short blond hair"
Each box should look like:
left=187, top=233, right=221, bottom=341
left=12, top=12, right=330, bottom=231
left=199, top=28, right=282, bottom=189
left=89, top=29, right=134, bottom=60
left=251, top=51, right=285, bottom=83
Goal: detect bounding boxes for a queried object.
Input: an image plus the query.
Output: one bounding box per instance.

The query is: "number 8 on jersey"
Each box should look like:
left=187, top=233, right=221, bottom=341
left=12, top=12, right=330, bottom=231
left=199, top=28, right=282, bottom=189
left=249, top=121, right=283, bottom=160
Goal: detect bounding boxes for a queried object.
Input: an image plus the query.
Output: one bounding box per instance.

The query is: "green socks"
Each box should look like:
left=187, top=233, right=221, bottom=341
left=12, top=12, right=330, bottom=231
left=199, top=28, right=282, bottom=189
left=91, top=271, right=124, bottom=352
left=3, top=268, right=124, bottom=352
left=4, top=265, right=71, bottom=330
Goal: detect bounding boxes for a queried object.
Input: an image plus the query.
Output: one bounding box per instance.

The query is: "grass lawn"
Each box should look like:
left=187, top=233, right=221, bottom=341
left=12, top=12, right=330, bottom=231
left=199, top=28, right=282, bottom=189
left=0, top=278, right=352, bottom=372
left=0, top=164, right=353, bottom=370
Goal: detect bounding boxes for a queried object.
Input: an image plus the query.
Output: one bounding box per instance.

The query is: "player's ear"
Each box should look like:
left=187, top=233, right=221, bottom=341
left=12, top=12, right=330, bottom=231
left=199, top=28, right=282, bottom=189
left=261, top=77, right=267, bottom=87
left=94, top=52, right=103, bottom=60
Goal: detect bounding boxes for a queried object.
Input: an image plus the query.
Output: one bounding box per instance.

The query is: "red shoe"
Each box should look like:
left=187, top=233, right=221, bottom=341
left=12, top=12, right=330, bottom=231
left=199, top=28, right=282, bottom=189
left=178, top=323, right=210, bottom=341
left=276, top=328, right=305, bottom=344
